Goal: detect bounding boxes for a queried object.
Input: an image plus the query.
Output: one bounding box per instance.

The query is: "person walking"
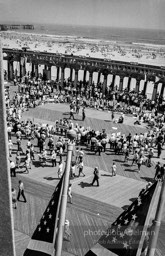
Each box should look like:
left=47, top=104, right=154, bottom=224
left=12, top=188, right=17, bottom=209
left=17, top=180, right=27, bottom=202
left=68, top=184, right=72, bottom=204
left=112, top=162, right=117, bottom=176
left=91, top=167, right=99, bottom=186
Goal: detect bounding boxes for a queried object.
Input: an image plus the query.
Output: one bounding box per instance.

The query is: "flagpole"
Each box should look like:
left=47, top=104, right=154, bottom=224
left=52, top=170, right=64, bottom=253
left=55, top=143, right=73, bottom=256
left=147, top=178, right=165, bottom=256
left=136, top=181, right=160, bottom=256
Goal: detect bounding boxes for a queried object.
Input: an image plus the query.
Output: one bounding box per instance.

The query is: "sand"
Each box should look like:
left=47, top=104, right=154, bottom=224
left=1, top=31, right=165, bottom=67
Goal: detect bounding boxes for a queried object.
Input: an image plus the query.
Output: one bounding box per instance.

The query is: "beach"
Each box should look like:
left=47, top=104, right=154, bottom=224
left=1, top=30, right=165, bottom=67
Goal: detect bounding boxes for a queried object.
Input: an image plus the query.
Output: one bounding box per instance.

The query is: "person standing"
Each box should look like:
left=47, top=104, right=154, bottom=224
left=112, top=162, right=117, bottom=176
left=132, top=151, right=139, bottom=166
left=10, top=160, right=16, bottom=177
left=157, top=142, right=162, bottom=158
left=82, top=107, right=86, bottom=121
left=15, top=152, right=21, bottom=169
left=137, top=156, right=143, bottom=173
left=154, top=162, right=162, bottom=180
left=51, top=149, right=57, bottom=167
left=64, top=219, right=71, bottom=240
left=12, top=188, right=17, bottom=209
left=111, top=111, right=114, bottom=121
left=69, top=108, right=75, bottom=120
left=70, top=162, right=76, bottom=179
left=77, top=159, right=85, bottom=177
left=17, top=180, right=27, bottom=202
left=58, top=160, right=63, bottom=179
left=8, top=139, right=13, bottom=157
left=160, top=164, right=165, bottom=181
left=91, top=167, right=99, bottom=186
left=68, top=184, right=72, bottom=204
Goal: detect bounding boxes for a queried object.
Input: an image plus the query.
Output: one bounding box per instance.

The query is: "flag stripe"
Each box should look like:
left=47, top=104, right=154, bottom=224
left=27, top=239, right=54, bottom=255
left=85, top=243, right=116, bottom=256
left=85, top=250, right=97, bottom=256
left=24, top=248, right=51, bottom=256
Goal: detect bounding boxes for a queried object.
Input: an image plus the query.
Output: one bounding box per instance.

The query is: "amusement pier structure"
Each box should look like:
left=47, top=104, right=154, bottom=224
left=3, top=47, right=165, bottom=100
left=0, top=24, right=34, bottom=31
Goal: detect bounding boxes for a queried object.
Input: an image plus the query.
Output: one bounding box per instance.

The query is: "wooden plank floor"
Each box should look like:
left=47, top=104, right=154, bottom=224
left=12, top=175, right=122, bottom=256
left=16, top=164, right=145, bottom=209
left=14, top=230, right=30, bottom=256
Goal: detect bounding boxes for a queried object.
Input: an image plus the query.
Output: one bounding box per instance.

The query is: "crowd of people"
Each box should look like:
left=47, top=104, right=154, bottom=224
left=6, top=74, right=165, bottom=212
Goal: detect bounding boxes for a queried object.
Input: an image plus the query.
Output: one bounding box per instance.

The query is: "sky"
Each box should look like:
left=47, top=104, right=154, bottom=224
left=0, top=0, right=165, bottom=30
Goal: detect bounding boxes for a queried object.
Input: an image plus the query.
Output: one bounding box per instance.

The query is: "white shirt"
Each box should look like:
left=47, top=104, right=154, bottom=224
left=10, top=161, right=15, bottom=168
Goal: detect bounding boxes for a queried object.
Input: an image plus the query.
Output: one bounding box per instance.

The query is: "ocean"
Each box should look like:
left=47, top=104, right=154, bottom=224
left=22, top=23, right=165, bottom=46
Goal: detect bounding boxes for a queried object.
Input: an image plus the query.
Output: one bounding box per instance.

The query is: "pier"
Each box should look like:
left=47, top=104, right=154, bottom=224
left=0, top=24, right=34, bottom=31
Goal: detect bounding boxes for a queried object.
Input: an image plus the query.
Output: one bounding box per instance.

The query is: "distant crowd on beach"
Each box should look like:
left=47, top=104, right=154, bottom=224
left=1, top=31, right=165, bottom=65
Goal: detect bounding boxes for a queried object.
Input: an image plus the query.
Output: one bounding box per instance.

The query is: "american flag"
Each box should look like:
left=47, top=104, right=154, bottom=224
left=24, top=175, right=64, bottom=256
left=85, top=181, right=157, bottom=256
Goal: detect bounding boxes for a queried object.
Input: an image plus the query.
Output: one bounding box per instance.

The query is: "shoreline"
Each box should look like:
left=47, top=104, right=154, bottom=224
left=1, top=30, right=165, bottom=48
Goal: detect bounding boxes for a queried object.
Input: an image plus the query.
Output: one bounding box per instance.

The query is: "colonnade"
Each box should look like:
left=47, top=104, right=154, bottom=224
left=6, top=59, right=165, bottom=100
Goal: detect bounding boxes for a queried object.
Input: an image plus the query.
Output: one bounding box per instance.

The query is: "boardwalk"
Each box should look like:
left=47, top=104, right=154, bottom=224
left=9, top=99, right=165, bottom=256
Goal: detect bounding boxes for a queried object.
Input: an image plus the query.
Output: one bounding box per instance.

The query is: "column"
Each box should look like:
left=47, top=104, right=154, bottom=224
left=127, top=76, right=131, bottom=91
left=111, top=75, right=116, bottom=90
left=31, top=63, right=35, bottom=77
left=119, top=76, right=124, bottom=91
left=74, top=69, right=78, bottom=88
left=35, top=64, right=39, bottom=78
left=7, top=61, right=14, bottom=80
left=20, top=62, right=24, bottom=78
left=89, top=72, right=93, bottom=86
left=97, top=72, right=101, bottom=84
left=70, top=68, right=73, bottom=81
left=143, top=81, right=148, bottom=96
left=160, top=83, right=165, bottom=98
left=152, top=84, right=158, bottom=101
left=135, top=79, right=140, bottom=93
left=48, top=66, right=51, bottom=80
left=83, top=70, right=87, bottom=84
left=61, top=67, right=65, bottom=88
left=103, top=73, right=107, bottom=95
left=56, top=66, right=60, bottom=81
